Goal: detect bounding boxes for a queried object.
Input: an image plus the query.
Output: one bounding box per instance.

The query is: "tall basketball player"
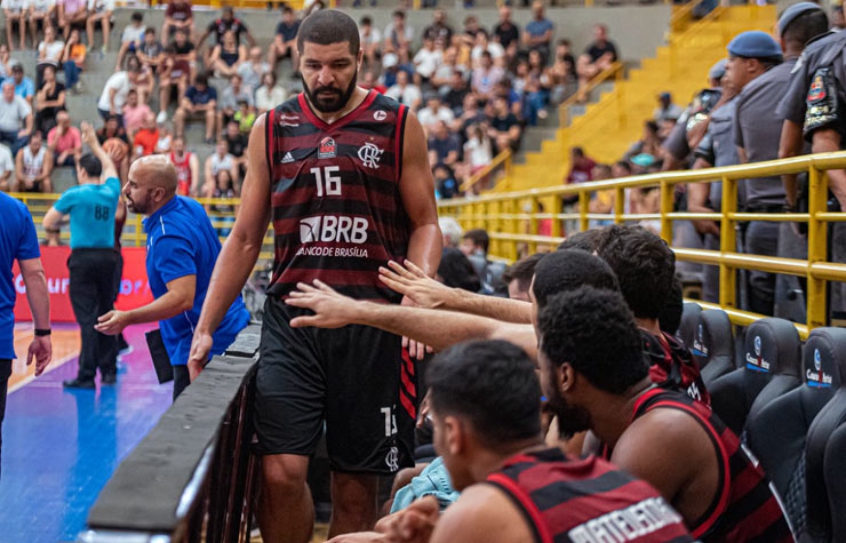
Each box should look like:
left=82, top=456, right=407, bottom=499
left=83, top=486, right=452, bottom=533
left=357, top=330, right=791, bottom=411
left=188, top=10, right=441, bottom=543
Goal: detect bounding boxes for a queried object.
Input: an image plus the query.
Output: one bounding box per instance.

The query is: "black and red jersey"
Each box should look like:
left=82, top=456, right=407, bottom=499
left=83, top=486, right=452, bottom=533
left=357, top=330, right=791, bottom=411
left=487, top=447, right=694, bottom=543
left=630, top=388, right=793, bottom=543
left=642, top=330, right=710, bottom=406
left=265, top=90, right=411, bottom=302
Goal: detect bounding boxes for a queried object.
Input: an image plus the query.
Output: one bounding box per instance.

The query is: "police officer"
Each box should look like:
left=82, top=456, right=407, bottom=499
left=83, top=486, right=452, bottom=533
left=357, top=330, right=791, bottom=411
left=777, top=11, right=846, bottom=318
left=734, top=9, right=828, bottom=318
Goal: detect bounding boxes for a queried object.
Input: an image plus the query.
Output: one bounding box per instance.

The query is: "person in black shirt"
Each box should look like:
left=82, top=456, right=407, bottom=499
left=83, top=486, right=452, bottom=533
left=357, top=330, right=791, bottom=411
left=196, top=7, right=255, bottom=65
left=224, top=120, right=247, bottom=179
left=493, top=6, right=519, bottom=50
left=269, top=6, right=300, bottom=73
left=422, top=9, right=453, bottom=45
left=487, top=95, right=521, bottom=153
left=443, top=71, right=469, bottom=115
left=576, top=24, right=618, bottom=100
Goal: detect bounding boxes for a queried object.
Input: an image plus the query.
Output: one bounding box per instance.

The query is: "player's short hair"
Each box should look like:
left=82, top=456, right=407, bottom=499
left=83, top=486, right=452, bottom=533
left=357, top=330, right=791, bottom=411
left=539, top=286, right=648, bottom=394
left=556, top=228, right=604, bottom=252
left=297, top=9, right=361, bottom=56
left=595, top=224, right=676, bottom=320
left=532, top=249, right=618, bottom=309
left=428, top=340, right=542, bottom=450
left=501, top=253, right=545, bottom=293
left=78, top=153, right=103, bottom=178
left=462, top=228, right=489, bottom=254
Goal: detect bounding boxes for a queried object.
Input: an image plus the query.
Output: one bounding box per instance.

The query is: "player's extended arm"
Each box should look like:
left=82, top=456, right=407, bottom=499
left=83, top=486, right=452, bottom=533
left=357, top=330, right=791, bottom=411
left=399, top=111, right=441, bottom=278
left=380, top=260, right=532, bottom=324
left=188, top=115, right=271, bottom=377
left=286, top=280, right=538, bottom=358
left=80, top=121, right=117, bottom=180
left=96, top=275, right=196, bottom=335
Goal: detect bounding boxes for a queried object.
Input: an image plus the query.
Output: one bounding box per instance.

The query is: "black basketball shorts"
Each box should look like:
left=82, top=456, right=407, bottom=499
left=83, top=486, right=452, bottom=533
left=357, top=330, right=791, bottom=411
left=253, top=296, right=418, bottom=474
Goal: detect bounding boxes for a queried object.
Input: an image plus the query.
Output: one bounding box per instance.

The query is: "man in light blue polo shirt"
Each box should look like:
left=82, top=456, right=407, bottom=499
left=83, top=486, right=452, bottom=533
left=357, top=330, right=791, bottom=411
left=43, top=121, right=121, bottom=389
left=0, top=191, right=52, bottom=479
left=96, top=154, right=249, bottom=399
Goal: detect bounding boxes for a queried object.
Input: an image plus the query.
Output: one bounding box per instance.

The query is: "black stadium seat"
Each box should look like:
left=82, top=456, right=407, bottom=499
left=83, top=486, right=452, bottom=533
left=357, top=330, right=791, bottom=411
left=746, top=328, right=846, bottom=537
left=677, top=302, right=702, bottom=351
left=709, top=318, right=802, bottom=436
left=823, top=423, right=846, bottom=543
left=804, top=330, right=846, bottom=543
left=692, top=309, right=736, bottom=386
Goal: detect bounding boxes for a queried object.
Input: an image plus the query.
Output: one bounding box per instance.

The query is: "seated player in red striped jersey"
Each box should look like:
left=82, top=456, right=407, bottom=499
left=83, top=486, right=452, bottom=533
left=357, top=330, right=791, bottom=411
left=536, top=287, right=793, bottom=542
left=339, top=340, right=694, bottom=543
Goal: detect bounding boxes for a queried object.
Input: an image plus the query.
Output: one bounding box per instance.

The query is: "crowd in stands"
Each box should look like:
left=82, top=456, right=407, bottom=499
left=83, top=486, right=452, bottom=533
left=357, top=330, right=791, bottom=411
left=0, top=0, right=624, bottom=207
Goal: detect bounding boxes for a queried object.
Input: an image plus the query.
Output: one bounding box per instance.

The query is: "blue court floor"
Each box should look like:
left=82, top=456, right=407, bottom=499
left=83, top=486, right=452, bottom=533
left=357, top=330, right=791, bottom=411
left=0, top=324, right=172, bottom=542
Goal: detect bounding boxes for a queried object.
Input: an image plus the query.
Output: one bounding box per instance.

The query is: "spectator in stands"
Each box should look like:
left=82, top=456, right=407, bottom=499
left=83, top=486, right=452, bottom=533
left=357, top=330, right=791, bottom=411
left=62, top=29, right=85, bottom=94
left=10, top=65, right=35, bottom=105
left=56, top=0, right=86, bottom=42
left=255, top=72, right=286, bottom=115
left=223, top=120, right=247, bottom=177
left=174, top=73, right=217, bottom=144
left=460, top=15, right=483, bottom=49
left=47, top=111, right=81, bottom=169
left=493, top=6, right=519, bottom=51
left=0, top=45, right=12, bottom=81
left=269, top=6, right=300, bottom=74
left=456, top=93, right=486, bottom=137
left=4, top=0, right=27, bottom=51
left=154, top=121, right=172, bottom=154
left=385, top=70, right=422, bottom=110
left=654, top=92, right=683, bottom=123
left=162, top=0, right=193, bottom=42
left=413, top=37, right=442, bottom=87
left=86, top=0, right=114, bottom=52
left=203, top=169, right=237, bottom=237
left=209, top=30, right=246, bottom=79
left=359, top=16, right=381, bottom=69
left=122, top=89, right=152, bottom=139
left=433, top=48, right=464, bottom=92
left=577, top=24, right=618, bottom=99
left=13, top=131, right=52, bottom=193
left=439, top=217, right=463, bottom=249
left=434, top=163, right=459, bottom=200
left=238, top=47, right=269, bottom=93
left=423, top=9, right=453, bottom=44
left=549, top=40, right=576, bottom=104
left=36, top=24, right=64, bottom=87
left=501, top=253, right=544, bottom=301
left=157, top=44, right=189, bottom=124
left=459, top=228, right=488, bottom=260
left=487, top=95, right=520, bottom=153
left=204, top=139, right=236, bottom=195
left=437, top=247, right=482, bottom=292
left=28, top=0, right=57, bottom=51
left=472, top=52, right=504, bottom=101
left=418, top=94, right=455, bottom=134
left=217, top=74, right=252, bottom=140
left=566, top=146, right=596, bottom=184
left=136, top=28, right=165, bottom=74
left=442, top=70, right=469, bottom=115
left=384, top=10, right=413, bottom=56
left=0, top=143, right=13, bottom=190
left=97, top=62, right=139, bottom=126
left=624, top=120, right=663, bottom=162
left=34, top=65, right=64, bottom=136
left=461, top=123, right=492, bottom=181
left=171, top=28, right=196, bottom=83
left=115, top=11, right=145, bottom=72
left=197, top=6, right=254, bottom=66
left=168, top=136, right=199, bottom=196
left=360, top=70, right=386, bottom=94
left=132, top=112, right=159, bottom=160
left=428, top=120, right=460, bottom=170
left=0, top=81, right=32, bottom=156
left=472, top=30, right=505, bottom=70
left=523, top=1, right=554, bottom=64
left=234, top=99, right=254, bottom=135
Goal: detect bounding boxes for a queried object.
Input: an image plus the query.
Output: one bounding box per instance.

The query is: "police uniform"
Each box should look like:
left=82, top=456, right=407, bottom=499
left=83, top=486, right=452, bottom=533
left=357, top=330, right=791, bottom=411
left=777, top=29, right=846, bottom=318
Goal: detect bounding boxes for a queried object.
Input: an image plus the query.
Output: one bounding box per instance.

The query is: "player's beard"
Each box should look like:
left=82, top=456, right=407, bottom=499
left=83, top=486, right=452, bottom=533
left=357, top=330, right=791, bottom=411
left=543, top=366, right=593, bottom=437
left=302, top=71, right=358, bottom=114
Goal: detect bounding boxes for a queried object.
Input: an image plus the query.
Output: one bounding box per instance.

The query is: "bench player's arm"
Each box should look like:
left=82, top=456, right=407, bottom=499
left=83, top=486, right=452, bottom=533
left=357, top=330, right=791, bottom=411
left=286, top=279, right=538, bottom=359
left=188, top=115, right=272, bottom=379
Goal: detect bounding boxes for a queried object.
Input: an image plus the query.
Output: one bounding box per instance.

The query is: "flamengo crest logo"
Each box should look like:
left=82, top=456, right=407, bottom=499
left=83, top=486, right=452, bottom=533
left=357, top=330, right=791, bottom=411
left=319, top=137, right=336, bottom=159
left=358, top=143, right=383, bottom=169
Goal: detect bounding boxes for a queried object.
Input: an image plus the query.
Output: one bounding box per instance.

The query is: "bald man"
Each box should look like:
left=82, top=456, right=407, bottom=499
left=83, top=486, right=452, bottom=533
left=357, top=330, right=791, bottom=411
left=96, top=155, right=250, bottom=399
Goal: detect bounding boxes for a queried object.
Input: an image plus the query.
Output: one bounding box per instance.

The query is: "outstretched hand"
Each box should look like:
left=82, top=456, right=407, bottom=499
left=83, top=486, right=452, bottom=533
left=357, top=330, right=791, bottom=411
left=285, top=280, right=361, bottom=329
left=379, top=260, right=454, bottom=310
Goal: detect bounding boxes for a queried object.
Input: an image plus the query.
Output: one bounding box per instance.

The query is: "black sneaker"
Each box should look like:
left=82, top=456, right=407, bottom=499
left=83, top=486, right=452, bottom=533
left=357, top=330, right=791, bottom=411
left=63, top=378, right=95, bottom=389
left=101, top=374, right=117, bottom=385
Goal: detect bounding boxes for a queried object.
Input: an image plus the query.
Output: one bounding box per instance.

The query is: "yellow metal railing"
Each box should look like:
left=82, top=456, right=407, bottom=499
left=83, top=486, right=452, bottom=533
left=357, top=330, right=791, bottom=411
left=559, top=61, right=624, bottom=128
left=438, top=152, right=846, bottom=337
left=461, top=149, right=512, bottom=194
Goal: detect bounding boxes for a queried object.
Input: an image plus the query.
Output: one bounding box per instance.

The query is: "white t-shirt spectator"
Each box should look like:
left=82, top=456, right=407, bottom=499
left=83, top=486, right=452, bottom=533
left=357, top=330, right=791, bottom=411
left=211, top=153, right=234, bottom=176
left=38, top=39, right=65, bottom=66
left=413, top=48, right=442, bottom=79
left=360, top=27, right=382, bottom=49
left=471, top=43, right=505, bottom=66
left=2, top=0, right=26, bottom=13
left=471, top=66, right=504, bottom=96
left=121, top=24, right=147, bottom=45
left=87, top=0, right=114, bottom=13
left=255, top=85, right=287, bottom=112
left=97, top=71, right=132, bottom=112
left=385, top=84, right=422, bottom=108
left=30, top=0, right=56, bottom=13
left=384, top=24, right=414, bottom=47
left=0, top=143, right=14, bottom=175
left=417, top=106, right=454, bottom=131
left=464, top=136, right=492, bottom=169
left=0, top=95, right=31, bottom=132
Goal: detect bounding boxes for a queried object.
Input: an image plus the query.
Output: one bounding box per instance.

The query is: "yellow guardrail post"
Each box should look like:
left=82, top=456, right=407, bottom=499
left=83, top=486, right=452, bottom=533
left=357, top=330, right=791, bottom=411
left=551, top=194, right=563, bottom=237
left=578, top=191, right=590, bottom=233
left=807, top=165, right=829, bottom=328
left=614, top=186, right=625, bottom=224
left=719, top=174, right=737, bottom=309
left=528, top=197, right=538, bottom=256
left=509, top=198, right=519, bottom=261
left=491, top=199, right=502, bottom=257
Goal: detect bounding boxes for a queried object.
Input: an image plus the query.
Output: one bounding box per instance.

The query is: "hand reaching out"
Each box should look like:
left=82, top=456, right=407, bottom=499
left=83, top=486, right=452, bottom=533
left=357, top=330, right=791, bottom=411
left=285, top=280, right=362, bottom=329
left=379, top=260, right=454, bottom=310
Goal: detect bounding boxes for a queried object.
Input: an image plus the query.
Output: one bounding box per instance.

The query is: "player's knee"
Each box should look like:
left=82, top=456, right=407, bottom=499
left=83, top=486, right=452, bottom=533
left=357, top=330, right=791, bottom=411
left=261, top=455, right=308, bottom=495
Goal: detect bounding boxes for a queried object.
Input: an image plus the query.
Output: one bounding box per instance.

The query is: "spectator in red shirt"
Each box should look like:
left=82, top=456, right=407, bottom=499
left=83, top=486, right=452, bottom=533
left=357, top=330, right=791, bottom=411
left=47, top=111, right=81, bottom=168
left=131, top=112, right=159, bottom=159
left=566, top=146, right=596, bottom=184
left=162, top=0, right=193, bottom=42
